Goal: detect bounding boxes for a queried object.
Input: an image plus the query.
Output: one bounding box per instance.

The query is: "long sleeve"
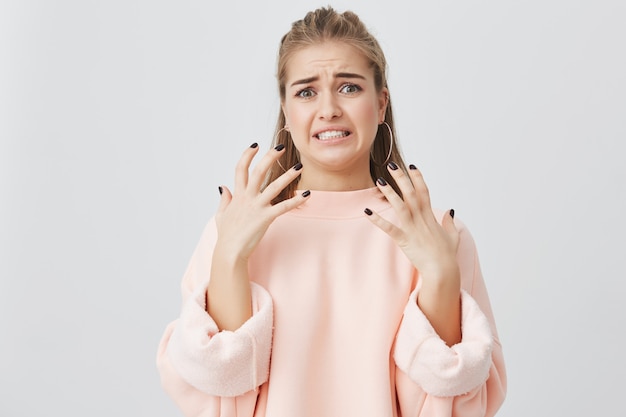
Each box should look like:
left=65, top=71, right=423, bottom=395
left=393, top=219, right=507, bottom=416
left=156, top=218, right=274, bottom=416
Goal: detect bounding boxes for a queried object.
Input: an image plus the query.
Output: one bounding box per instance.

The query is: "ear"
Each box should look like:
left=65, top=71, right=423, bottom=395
left=377, top=88, right=389, bottom=123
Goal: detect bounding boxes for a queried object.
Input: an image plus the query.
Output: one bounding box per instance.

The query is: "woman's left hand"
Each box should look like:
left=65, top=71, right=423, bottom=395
left=365, top=162, right=462, bottom=345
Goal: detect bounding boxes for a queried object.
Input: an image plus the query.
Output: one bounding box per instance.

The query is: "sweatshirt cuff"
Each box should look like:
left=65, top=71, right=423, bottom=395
left=393, top=287, right=494, bottom=397
left=166, top=282, right=273, bottom=397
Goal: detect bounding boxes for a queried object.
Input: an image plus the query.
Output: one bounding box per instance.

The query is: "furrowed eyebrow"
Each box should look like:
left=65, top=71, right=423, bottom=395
left=289, top=72, right=366, bottom=87
left=290, top=76, right=318, bottom=87
left=334, top=72, right=366, bottom=80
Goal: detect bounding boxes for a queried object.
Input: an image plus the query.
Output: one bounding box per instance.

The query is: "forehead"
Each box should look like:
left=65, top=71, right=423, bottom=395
left=285, top=41, right=372, bottom=82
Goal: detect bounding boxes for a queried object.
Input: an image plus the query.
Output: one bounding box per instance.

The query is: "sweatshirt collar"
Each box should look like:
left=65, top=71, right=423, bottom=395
left=287, top=187, right=391, bottom=219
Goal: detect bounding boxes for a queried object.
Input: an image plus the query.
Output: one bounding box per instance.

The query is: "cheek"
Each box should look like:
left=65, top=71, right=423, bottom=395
left=283, top=104, right=310, bottom=146
left=284, top=104, right=309, bottom=129
left=354, top=101, right=381, bottom=134
left=355, top=99, right=380, bottom=121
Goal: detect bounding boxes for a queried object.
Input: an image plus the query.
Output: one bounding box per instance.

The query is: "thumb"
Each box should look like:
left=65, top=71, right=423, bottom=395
left=441, top=209, right=459, bottom=236
left=216, top=185, right=232, bottom=214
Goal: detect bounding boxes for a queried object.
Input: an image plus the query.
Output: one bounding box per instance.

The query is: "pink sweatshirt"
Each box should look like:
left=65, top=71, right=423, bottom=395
left=157, top=187, right=506, bottom=416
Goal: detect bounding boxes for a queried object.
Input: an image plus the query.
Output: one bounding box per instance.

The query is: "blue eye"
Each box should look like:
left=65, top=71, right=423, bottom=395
left=296, top=88, right=315, bottom=98
left=340, top=83, right=362, bottom=94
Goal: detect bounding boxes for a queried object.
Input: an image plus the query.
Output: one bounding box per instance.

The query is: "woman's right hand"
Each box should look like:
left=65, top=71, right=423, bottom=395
left=207, top=143, right=308, bottom=331
left=214, top=143, right=309, bottom=262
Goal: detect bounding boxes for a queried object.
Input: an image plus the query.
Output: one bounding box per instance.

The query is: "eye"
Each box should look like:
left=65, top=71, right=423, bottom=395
left=296, top=88, right=316, bottom=99
left=339, top=83, right=362, bottom=94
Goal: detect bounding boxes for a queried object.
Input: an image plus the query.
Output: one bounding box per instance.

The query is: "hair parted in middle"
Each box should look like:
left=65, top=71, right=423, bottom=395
left=264, top=6, right=408, bottom=203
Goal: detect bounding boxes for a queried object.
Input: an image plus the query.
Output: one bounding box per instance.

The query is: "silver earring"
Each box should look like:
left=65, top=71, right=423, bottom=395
left=370, top=121, right=394, bottom=166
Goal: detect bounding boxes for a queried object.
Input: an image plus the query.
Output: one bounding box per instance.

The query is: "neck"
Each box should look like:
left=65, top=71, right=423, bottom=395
left=297, top=160, right=375, bottom=191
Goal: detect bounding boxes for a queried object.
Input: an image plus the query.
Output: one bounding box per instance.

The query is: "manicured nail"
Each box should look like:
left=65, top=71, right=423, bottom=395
left=388, top=161, right=399, bottom=170
left=377, top=177, right=387, bottom=186
left=218, top=186, right=223, bottom=195
left=274, top=144, right=285, bottom=151
left=450, top=208, right=455, bottom=219
left=302, top=190, right=311, bottom=197
left=409, top=164, right=417, bottom=170
left=364, top=208, right=373, bottom=216
left=293, top=162, right=303, bottom=171
left=250, top=142, right=258, bottom=148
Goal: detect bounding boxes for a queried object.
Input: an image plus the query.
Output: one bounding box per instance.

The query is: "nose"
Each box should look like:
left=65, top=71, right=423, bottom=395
left=318, top=92, right=342, bottom=120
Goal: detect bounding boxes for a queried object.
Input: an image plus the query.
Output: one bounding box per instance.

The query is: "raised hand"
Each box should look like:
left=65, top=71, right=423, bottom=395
left=215, top=143, right=310, bottom=261
left=208, top=143, right=309, bottom=331
left=364, top=162, right=462, bottom=345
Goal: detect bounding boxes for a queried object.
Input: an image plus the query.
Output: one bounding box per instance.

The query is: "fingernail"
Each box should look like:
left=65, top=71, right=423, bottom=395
left=302, top=190, right=311, bottom=197
left=388, top=161, right=399, bottom=170
left=377, top=177, right=387, bottom=186
left=364, top=208, right=373, bottom=216
left=450, top=208, right=455, bottom=219
left=409, top=164, right=417, bottom=170
left=274, top=144, right=285, bottom=151
left=250, top=142, right=258, bottom=148
left=293, top=162, right=303, bottom=171
left=218, top=186, right=223, bottom=195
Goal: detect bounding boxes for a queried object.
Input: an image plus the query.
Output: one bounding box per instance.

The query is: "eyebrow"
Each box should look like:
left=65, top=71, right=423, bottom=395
left=289, top=72, right=367, bottom=87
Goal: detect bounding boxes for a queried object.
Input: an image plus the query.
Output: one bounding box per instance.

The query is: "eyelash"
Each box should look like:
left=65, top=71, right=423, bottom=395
left=295, top=88, right=315, bottom=98
left=294, top=83, right=363, bottom=98
left=339, top=83, right=362, bottom=94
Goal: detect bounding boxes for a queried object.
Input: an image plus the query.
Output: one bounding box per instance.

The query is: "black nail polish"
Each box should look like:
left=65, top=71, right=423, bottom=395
left=250, top=142, right=258, bottom=148
left=293, top=162, right=303, bottom=171
left=388, top=161, right=399, bottom=170
left=450, top=208, right=455, bottom=219
left=364, top=208, right=373, bottom=216
left=409, top=164, right=417, bottom=170
left=218, top=186, right=223, bottom=195
left=377, top=177, right=387, bottom=186
left=302, top=190, right=311, bottom=197
left=274, top=144, right=285, bottom=151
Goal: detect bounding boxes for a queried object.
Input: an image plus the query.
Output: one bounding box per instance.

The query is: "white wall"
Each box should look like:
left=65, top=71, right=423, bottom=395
left=1, top=0, right=624, bottom=415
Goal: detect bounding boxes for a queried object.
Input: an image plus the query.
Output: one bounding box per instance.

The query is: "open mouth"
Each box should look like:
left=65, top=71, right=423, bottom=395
left=315, top=130, right=351, bottom=141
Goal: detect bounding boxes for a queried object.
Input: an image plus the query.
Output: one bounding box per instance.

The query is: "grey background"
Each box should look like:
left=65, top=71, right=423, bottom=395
left=1, top=0, right=624, bottom=416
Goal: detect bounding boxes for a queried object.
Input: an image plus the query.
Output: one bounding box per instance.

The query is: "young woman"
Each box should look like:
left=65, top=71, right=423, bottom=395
left=157, top=7, right=506, bottom=417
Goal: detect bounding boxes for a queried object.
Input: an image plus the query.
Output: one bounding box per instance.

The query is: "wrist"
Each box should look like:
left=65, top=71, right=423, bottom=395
left=213, top=240, right=250, bottom=267
left=419, top=262, right=460, bottom=290
left=210, top=243, right=250, bottom=286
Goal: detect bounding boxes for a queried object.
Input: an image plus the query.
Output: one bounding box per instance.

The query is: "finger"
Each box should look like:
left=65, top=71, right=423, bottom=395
left=363, top=207, right=404, bottom=242
left=385, top=161, right=421, bottom=211
left=441, top=208, right=460, bottom=249
left=405, top=163, right=432, bottom=210
left=216, top=185, right=232, bottom=216
left=375, top=176, right=414, bottom=226
left=234, top=143, right=260, bottom=194
left=247, top=144, right=286, bottom=193
left=268, top=189, right=311, bottom=217
left=441, top=208, right=457, bottom=233
left=260, top=162, right=304, bottom=203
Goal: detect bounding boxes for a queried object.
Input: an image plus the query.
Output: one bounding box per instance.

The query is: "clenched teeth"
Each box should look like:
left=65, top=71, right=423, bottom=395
left=316, top=130, right=350, bottom=140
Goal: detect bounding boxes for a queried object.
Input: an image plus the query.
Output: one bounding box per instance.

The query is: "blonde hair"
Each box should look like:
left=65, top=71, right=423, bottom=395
left=266, top=6, right=407, bottom=202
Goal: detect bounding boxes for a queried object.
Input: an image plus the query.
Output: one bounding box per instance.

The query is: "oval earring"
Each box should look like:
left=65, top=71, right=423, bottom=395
left=370, top=122, right=394, bottom=166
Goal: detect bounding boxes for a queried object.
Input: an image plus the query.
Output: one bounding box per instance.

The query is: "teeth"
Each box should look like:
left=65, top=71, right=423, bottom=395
left=316, top=130, right=349, bottom=140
